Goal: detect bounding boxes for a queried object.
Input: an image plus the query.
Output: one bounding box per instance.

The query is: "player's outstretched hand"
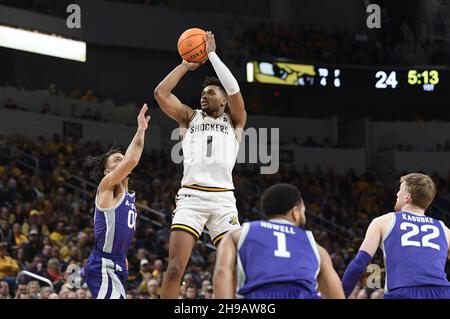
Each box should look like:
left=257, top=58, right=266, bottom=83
left=137, top=103, right=151, bottom=130
left=182, top=59, right=206, bottom=72
left=205, top=31, right=216, bottom=54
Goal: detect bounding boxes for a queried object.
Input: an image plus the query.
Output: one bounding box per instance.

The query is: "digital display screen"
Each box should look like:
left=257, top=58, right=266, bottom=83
left=246, top=60, right=448, bottom=93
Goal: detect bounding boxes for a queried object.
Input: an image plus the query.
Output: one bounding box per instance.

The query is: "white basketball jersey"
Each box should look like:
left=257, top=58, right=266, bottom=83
left=180, top=110, right=239, bottom=191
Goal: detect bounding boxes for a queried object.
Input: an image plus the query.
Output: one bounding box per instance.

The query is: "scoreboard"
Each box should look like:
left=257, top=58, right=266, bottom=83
left=246, top=61, right=448, bottom=93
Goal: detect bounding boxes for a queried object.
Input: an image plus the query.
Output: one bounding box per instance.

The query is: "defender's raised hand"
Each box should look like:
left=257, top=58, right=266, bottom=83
left=137, top=103, right=151, bottom=130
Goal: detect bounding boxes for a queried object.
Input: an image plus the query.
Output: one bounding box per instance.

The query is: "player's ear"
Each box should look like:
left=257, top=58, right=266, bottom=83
left=291, top=206, right=300, bottom=224
left=104, top=169, right=109, bottom=176
left=405, top=192, right=412, bottom=203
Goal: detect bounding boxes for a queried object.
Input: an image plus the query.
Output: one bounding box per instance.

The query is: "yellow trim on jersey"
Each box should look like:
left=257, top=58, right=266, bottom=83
left=171, top=224, right=200, bottom=239
left=212, top=232, right=228, bottom=246
left=183, top=184, right=234, bottom=192
left=187, top=110, right=197, bottom=126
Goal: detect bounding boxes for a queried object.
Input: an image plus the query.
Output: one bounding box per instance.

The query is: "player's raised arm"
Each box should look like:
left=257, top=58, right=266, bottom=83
left=341, top=215, right=385, bottom=297
left=442, top=223, right=450, bottom=259
left=213, top=230, right=240, bottom=298
left=316, top=245, right=345, bottom=299
left=154, top=61, right=201, bottom=126
left=98, top=104, right=150, bottom=191
left=205, top=31, right=247, bottom=130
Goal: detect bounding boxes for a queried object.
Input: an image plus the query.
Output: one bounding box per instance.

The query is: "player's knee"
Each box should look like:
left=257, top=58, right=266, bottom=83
left=165, top=264, right=183, bottom=279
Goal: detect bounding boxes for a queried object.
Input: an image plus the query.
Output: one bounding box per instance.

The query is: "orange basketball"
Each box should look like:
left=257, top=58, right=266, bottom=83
left=177, top=28, right=207, bottom=63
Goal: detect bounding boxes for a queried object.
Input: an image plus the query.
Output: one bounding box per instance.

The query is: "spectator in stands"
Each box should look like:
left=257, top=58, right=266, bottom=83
left=49, top=222, right=66, bottom=248
left=12, top=223, right=28, bottom=246
left=152, top=259, right=164, bottom=279
left=27, top=280, right=40, bottom=298
left=183, top=284, right=198, bottom=299
left=0, top=242, right=20, bottom=291
left=0, top=280, right=10, bottom=299
left=199, top=279, right=213, bottom=299
left=40, top=286, right=54, bottom=299
left=14, top=282, right=28, bottom=297
left=23, top=229, right=43, bottom=262
left=0, top=218, right=13, bottom=247
left=15, top=247, right=27, bottom=270
left=146, top=278, right=160, bottom=299
left=45, top=258, right=64, bottom=286
left=41, top=244, right=53, bottom=267
left=3, top=178, right=19, bottom=204
left=27, top=255, right=46, bottom=278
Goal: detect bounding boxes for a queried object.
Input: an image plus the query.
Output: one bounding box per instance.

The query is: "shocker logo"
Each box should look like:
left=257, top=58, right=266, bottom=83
left=229, top=215, right=239, bottom=226
left=66, top=264, right=82, bottom=289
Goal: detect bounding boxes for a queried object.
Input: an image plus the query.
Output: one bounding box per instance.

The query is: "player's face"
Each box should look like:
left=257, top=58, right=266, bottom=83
left=201, top=85, right=227, bottom=114
left=104, top=153, right=124, bottom=175
left=394, top=181, right=410, bottom=211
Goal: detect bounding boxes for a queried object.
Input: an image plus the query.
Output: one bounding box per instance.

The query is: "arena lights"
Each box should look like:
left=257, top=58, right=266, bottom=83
left=0, top=25, right=86, bottom=62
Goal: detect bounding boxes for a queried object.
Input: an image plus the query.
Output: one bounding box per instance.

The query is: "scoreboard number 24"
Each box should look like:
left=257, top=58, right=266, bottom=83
left=375, top=69, right=440, bottom=90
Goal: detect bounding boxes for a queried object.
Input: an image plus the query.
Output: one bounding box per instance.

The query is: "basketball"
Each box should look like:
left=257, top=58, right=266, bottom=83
left=177, top=28, right=207, bottom=63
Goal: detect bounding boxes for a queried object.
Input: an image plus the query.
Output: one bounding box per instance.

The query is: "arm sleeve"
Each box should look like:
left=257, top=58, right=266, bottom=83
left=207, top=52, right=240, bottom=95
left=342, top=250, right=372, bottom=298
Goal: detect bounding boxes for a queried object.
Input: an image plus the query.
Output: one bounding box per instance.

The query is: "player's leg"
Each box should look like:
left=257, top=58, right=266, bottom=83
left=161, top=190, right=206, bottom=298
left=207, top=192, right=241, bottom=247
left=85, top=253, right=109, bottom=299
left=160, top=230, right=197, bottom=299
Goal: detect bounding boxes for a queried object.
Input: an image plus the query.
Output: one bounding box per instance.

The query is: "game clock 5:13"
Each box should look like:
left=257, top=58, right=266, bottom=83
left=374, top=69, right=440, bottom=92
left=407, top=70, right=439, bottom=86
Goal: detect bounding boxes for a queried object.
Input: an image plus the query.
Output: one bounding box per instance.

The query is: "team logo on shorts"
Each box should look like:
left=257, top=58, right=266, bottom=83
left=229, top=215, right=239, bottom=226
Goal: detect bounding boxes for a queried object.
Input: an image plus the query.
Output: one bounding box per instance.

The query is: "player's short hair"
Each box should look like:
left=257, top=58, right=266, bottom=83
left=203, top=76, right=226, bottom=97
left=400, top=173, right=436, bottom=209
left=86, top=147, right=123, bottom=184
left=261, top=183, right=303, bottom=218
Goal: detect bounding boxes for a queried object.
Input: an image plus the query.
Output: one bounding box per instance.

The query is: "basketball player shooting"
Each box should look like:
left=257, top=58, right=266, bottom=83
left=154, top=31, right=246, bottom=299
left=84, top=104, right=150, bottom=299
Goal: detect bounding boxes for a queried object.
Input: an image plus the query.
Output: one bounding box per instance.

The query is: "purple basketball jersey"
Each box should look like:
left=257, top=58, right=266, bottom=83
left=93, top=191, right=137, bottom=256
left=237, top=219, right=321, bottom=297
left=382, top=211, right=450, bottom=291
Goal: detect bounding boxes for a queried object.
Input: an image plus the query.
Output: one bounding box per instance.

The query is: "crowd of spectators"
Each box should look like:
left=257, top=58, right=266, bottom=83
left=231, top=22, right=448, bottom=67
left=0, top=134, right=449, bottom=299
